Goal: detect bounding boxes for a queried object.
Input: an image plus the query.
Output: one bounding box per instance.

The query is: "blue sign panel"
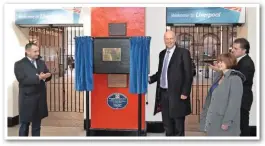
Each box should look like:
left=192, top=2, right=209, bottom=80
left=15, top=8, right=81, bottom=25
left=107, top=93, right=128, bottom=109
left=166, top=7, right=245, bottom=24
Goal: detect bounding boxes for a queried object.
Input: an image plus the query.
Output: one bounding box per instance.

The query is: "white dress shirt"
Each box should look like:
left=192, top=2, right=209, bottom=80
left=27, top=57, right=37, bottom=68
left=237, top=54, right=247, bottom=62
left=27, top=57, right=46, bottom=81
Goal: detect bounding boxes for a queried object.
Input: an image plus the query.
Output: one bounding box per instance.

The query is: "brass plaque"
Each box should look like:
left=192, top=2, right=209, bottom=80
left=102, top=48, right=121, bottom=61
left=108, top=74, right=127, bottom=88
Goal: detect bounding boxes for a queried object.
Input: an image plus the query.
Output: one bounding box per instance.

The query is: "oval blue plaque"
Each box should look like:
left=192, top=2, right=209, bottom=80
left=107, top=93, right=128, bottom=109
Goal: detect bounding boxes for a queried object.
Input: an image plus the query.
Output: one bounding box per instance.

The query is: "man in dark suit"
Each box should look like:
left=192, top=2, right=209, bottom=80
left=231, top=38, right=255, bottom=136
left=14, top=43, right=52, bottom=136
left=149, top=31, right=193, bottom=136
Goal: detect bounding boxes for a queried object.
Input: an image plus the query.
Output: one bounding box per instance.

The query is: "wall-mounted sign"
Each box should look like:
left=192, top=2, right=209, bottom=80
left=166, top=7, right=245, bottom=24
left=108, top=74, right=127, bottom=88
left=15, top=7, right=81, bottom=25
left=107, top=93, right=128, bottom=109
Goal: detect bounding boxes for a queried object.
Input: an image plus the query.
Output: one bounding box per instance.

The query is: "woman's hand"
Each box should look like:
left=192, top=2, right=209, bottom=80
left=221, top=124, right=229, bottom=131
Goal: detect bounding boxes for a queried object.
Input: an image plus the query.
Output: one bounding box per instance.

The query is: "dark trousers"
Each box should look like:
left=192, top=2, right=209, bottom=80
left=160, top=88, right=185, bottom=136
left=240, top=108, right=250, bottom=136
left=19, top=118, right=41, bottom=136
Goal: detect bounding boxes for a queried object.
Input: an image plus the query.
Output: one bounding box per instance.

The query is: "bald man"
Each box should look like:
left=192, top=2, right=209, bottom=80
left=149, top=31, right=193, bottom=136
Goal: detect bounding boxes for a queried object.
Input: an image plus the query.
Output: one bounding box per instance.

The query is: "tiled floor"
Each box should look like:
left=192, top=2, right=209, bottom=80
left=8, top=125, right=85, bottom=136
left=8, top=125, right=205, bottom=137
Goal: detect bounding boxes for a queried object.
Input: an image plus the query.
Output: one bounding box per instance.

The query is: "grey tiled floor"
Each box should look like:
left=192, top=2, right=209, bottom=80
left=8, top=125, right=205, bottom=137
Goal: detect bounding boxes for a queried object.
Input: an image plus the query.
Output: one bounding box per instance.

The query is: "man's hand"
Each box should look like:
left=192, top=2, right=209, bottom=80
left=37, top=72, right=46, bottom=80
left=148, top=77, right=151, bottom=84
left=209, top=61, right=219, bottom=71
left=37, top=72, right=51, bottom=80
left=221, top=124, right=229, bottom=131
left=44, top=73, right=51, bottom=79
left=180, top=95, right=187, bottom=100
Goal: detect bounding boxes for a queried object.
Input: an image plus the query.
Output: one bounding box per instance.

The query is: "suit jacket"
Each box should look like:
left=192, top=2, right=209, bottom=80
left=150, top=46, right=193, bottom=118
left=234, top=55, right=255, bottom=111
left=14, top=57, right=52, bottom=122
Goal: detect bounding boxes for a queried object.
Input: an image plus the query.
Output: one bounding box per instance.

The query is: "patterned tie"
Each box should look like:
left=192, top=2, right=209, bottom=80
left=160, top=50, right=170, bottom=88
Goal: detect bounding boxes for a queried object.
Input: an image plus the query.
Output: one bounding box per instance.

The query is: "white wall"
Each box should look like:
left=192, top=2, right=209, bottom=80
left=79, top=7, right=91, bottom=120
left=246, top=7, right=258, bottom=126
left=4, top=4, right=30, bottom=117
left=145, top=7, right=166, bottom=122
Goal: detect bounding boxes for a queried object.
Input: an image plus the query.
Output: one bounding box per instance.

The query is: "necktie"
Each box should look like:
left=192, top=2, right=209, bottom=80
left=31, top=60, right=36, bottom=68
left=160, top=51, right=170, bottom=88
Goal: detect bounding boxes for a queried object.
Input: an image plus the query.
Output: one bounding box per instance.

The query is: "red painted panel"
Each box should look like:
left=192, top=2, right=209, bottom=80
left=91, top=7, right=146, bottom=130
left=91, top=7, right=145, bottom=36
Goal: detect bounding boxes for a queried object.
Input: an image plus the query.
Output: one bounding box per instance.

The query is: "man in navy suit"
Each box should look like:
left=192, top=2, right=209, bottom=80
left=14, top=43, right=52, bottom=136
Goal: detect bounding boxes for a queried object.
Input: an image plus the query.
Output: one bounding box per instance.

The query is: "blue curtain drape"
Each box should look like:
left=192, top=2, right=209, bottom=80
left=75, top=36, right=93, bottom=91
left=129, top=36, right=151, bottom=94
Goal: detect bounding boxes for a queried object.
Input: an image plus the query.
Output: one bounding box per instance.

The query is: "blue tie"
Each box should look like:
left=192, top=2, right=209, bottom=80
left=160, top=50, right=170, bottom=88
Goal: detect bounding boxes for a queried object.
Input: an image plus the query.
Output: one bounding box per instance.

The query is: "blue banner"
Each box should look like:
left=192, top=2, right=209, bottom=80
left=15, top=8, right=81, bottom=25
left=166, top=7, right=245, bottom=24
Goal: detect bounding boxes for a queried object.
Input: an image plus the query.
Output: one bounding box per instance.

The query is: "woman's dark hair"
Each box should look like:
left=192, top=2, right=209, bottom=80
left=217, top=53, right=237, bottom=69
